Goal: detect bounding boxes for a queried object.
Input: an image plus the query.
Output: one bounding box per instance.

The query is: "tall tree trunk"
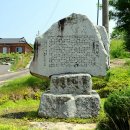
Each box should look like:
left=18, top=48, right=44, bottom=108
left=102, top=0, right=109, bottom=34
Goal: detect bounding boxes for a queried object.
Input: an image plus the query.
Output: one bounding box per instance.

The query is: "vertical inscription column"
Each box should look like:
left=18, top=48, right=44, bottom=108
left=47, top=35, right=100, bottom=68
left=43, top=41, right=47, bottom=66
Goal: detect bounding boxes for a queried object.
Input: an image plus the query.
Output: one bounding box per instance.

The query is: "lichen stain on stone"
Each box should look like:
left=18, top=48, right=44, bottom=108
left=58, top=16, right=74, bottom=31
left=60, top=77, right=66, bottom=89
left=58, top=18, right=66, bottom=32
left=33, top=39, right=41, bottom=61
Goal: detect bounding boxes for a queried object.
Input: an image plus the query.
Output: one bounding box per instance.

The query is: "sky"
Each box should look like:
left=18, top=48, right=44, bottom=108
left=0, top=0, right=115, bottom=44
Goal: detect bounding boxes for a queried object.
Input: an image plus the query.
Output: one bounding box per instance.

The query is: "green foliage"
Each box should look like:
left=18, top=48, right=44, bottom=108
left=93, top=67, right=130, bottom=98
left=0, top=95, right=9, bottom=105
left=97, top=87, right=130, bottom=130
left=0, top=75, right=49, bottom=104
left=111, top=28, right=126, bottom=39
left=124, top=59, right=130, bottom=66
left=0, top=98, right=105, bottom=129
left=0, top=99, right=40, bottom=130
left=109, top=0, right=130, bottom=50
left=96, top=117, right=112, bottom=130
left=0, top=53, right=16, bottom=64
left=10, top=53, right=32, bottom=71
left=104, top=87, right=130, bottom=120
left=0, top=124, right=28, bottom=130
left=0, top=56, right=130, bottom=129
left=110, top=39, right=130, bottom=58
left=0, top=53, right=32, bottom=71
left=124, top=31, right=130, bottom=51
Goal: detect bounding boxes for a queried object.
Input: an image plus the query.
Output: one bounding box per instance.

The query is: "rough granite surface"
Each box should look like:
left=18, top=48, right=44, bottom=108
left=50, top=73, right=92, bottom=94
left=30, top=13, right=109, bottom=77
left=38, top=91, right=100, bottom=118
left=29, top=13, right=109, bottom=118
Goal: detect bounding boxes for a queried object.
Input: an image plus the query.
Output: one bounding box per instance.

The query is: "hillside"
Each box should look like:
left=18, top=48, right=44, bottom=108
left=0, top=39, right=130, bottom=130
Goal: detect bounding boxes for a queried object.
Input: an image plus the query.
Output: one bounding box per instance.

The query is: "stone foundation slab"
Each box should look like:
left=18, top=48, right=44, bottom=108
left=38, top=91, right=100, bottom=118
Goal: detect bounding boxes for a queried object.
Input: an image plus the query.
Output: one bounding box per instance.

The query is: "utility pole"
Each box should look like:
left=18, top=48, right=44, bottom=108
left=102, top=0, right=109, bottom=34
left=97, top=0, right=100, bottom=25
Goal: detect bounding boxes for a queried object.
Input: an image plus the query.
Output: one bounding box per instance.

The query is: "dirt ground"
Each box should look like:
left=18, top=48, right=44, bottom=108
left=30, top=122, right=96, bottom=130
left=110, top=59, right=126, bottom=68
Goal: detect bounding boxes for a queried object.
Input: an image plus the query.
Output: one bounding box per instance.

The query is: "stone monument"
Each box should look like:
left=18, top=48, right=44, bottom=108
left=30, top=13, right=109, bottom=118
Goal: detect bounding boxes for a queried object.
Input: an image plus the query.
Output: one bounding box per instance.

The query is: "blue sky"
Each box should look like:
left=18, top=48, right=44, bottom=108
left=0, top=0, right=115, bottom=44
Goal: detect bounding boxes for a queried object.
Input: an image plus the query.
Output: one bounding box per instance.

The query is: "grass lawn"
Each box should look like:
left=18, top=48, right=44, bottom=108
left=0, top=39, right=129, bottom=129
left=0, top=74, right=107, bottom=130
left=0, top=59, right=130, bottom=129
left=0, top=98, right=106, bottom=130
left=0, top=99, right=39, bottom=130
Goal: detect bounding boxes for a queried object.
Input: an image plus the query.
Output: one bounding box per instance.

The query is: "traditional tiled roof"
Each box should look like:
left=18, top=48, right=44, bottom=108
left=0, top=37, right=27, bottom=44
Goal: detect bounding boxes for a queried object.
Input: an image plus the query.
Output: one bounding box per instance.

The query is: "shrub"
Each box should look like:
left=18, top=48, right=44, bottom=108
left=92, top=77, right=107, bottom=90
left=104, top=87, right=130, bottom=121
left=98, top=80, right=129, bottom=98
left=0, top=75, right=50, bottom=103
left=0, top=95, right=9, bottom=105
left=0, top=53, right=32, bottom=70
left=97, top=87, right=130, bottom=130
left=125, top=59, right=130, bottom=66
left=93, top=67, right=130, bottom=98
left=110, top=39, right=130, bottom=58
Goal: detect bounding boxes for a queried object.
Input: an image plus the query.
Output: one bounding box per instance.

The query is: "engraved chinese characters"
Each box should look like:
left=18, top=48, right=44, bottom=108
left=30, top=13, right=109, bottom=77
left=30, top=13, right=110, bottom=118
left=48, top=35, right=99, bottom=68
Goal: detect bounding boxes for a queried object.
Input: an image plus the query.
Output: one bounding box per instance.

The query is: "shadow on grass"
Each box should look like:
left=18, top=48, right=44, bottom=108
left=0, top=111, right=38, bottom=119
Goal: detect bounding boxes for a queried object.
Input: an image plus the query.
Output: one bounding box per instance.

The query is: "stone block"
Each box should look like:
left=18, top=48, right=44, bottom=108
left=30, top=13, right=109, bottom=77
left=50, top=73, right=92, bottom=94
left=38, top=91, right=100, bottom=118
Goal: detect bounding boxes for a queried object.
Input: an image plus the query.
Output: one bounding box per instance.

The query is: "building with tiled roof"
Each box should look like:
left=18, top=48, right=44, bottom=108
left=0, top=37, right=33, bottom=53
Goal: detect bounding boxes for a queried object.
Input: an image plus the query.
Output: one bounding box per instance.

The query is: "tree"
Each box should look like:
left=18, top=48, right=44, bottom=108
left=109, top=0, right=130, bottom=50
left=102, top=0, right=109, bottom=34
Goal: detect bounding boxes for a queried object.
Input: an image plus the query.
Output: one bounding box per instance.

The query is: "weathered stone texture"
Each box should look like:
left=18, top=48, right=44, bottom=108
left=50, top=73, right=92, bottom=94
left=38, top=91, right=100, bottom=118
left=30, top=13, right=109, bottom=77
left=96, top=25, right=109, bottom=54
left=30, top=13, right=109, bottom=118
left=96, top=25, right=110, bottom=68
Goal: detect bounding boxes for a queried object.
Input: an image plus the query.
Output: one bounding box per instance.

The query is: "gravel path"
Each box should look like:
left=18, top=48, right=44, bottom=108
left=30, top=122, right=97, bottom=130
left=110, top=59, right=126, bottom=68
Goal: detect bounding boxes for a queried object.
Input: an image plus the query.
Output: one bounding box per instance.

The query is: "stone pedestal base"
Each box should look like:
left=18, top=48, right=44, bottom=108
left=38, top=90, right=100, bottom=118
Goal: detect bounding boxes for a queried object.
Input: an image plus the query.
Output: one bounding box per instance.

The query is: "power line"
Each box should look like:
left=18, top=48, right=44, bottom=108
left=41, top=0, right=60, bottom=33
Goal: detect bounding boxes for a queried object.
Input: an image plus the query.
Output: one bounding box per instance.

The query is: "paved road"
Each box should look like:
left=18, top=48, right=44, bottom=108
left=0, top=65, right=30, bottom=85
left=0, top=65, right=11, bottom=75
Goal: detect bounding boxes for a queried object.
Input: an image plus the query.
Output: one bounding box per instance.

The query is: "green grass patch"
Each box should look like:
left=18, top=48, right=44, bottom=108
left=97, top=86, right=130, bottom=130
left=0, top=75, right=48, bottom=93
left=0, top=75, right=49, bottom=103
left=0, top=99, right=105, bottom=126
left=110, top=39, right=130, bottom=59
left=0, top=72, right=106, bottom=128
left=0, top=99, right=40, bottom=130
left=0, top=53, right=32, bottom=71
left=10, top=53, right=32, bottom=71
left=93, top=64, right=130, bottom=98
left=0, top=124, right=28, bottom=130
left=0, top=59, right=130, bottom=129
